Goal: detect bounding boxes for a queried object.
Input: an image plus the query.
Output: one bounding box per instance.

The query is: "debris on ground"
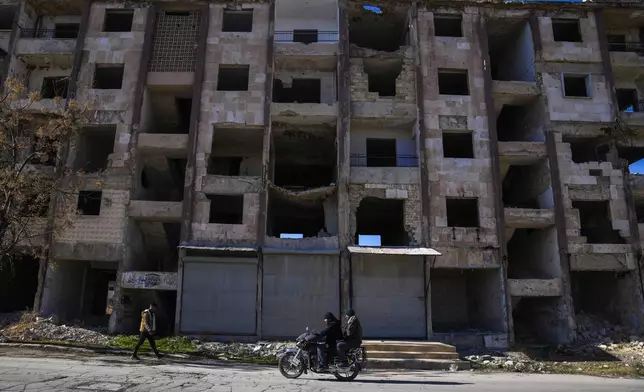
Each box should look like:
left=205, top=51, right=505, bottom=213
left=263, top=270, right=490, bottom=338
left=0, top=312, right=112, bottom=346
left=194, top=341, right=293, bottom=361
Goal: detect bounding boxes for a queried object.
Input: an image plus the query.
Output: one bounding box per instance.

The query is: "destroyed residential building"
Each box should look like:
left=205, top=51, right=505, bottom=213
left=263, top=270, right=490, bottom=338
left=2, top=0, right=644, bottom=349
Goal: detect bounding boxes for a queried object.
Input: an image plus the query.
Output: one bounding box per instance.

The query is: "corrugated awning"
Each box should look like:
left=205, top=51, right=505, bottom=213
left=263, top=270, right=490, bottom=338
left=179, top=243, right=258, bottom=253
left=347, top=246, right=441, bottom=256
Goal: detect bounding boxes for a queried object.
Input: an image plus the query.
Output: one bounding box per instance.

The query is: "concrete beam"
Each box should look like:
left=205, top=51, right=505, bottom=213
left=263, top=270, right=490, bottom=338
left=508, top=278, right=563, bottom=297
left=504, top=208, right=555, bottom=229
left=271, top=102, right=338, bottom=125
left=201, top=175, right=262, bottom=194
left=569, top=251, right=637, bottom=271
left=349, top=167, right=420, bottom=185
left=137, top=133, right=189, bottom=157
left=128, top=200, right=182, bottom=222
left=498, top=141, right=548, bottom=165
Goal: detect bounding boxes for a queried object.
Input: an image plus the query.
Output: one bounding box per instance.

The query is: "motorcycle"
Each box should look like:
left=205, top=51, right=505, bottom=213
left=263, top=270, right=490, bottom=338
left=276, top=328, right=367, bottom=381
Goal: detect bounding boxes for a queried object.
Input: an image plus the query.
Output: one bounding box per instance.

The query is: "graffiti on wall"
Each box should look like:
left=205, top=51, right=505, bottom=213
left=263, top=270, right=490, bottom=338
left=121, top=271, right=178, bottom=290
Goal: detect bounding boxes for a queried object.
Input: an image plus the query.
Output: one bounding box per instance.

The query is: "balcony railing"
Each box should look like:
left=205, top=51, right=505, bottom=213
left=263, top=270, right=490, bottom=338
left=20, top=28, right=78, bottom=39
left=619, top=100, right=644, bottom=113
left=350, top=154, right=418, bottom=168
left=608, top=41, right=644, bottom=54
left=274, top=30, right=339, bottom=43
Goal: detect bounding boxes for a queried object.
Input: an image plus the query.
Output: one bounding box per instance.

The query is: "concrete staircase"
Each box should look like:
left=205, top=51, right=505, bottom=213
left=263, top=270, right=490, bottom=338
left=362, top=340, right=470, bottom=370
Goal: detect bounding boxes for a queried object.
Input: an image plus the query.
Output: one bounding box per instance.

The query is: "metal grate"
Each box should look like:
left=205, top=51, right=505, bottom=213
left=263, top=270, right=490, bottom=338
left=149, top=10, right=201, bottom=72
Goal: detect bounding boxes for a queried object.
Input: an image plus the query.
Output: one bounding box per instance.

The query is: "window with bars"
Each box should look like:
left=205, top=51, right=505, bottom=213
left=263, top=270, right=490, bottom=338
left=149, top=10, right=201, bottom=72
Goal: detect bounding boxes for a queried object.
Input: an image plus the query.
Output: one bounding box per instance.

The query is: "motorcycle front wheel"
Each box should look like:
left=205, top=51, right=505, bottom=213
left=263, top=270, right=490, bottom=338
left=278, top=352, right=305, bottom=379
left=333, top=364, right=360, bottom=382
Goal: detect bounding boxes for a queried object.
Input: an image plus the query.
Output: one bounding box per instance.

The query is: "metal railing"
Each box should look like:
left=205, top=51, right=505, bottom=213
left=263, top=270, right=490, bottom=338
left=350, top=154, right=419, bottom=168
left=274, top=30, right=339, bottom=43
left=607, top=41, right=644, bottom=53
left=20, top=28, right=78, bottom=39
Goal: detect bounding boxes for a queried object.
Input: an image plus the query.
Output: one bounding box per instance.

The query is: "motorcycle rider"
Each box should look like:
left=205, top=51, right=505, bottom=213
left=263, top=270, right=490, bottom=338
left=337, top=309, right=363, bottom=367
left=315, top=312, right=343, bottom=371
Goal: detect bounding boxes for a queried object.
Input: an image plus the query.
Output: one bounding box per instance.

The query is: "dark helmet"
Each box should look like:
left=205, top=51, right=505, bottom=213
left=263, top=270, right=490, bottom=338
left=324, top=312, right=337, bottom=321
left=345, top=309, right=356, bottom=318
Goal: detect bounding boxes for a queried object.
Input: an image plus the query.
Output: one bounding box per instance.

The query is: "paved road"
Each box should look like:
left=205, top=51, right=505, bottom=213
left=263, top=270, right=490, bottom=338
left=0, top=349, right=642, bottom=391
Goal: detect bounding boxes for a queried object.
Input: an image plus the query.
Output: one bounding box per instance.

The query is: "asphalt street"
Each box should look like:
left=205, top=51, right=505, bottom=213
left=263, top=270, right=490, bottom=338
left=0, top=348, right=642, bottom=391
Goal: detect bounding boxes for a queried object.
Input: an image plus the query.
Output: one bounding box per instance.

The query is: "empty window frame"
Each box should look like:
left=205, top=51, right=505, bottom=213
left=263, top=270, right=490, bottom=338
left=607, top=34, right=627, bottom=52
left=293, top=29, right=318, bottom=44
left=104, top=9, right=134, bottom=32
left=552, top=19, right=582, bottom=43
left=434, top=14, right=463, bottom=37
left=73, top=126, right=116, bottom=173
left=366, top=138, right=397, bottom=167
left=222, top=9, right=253, bottom=32
left=207, top=194, right=243, bottom=224
left=53, top=23, right=79, bottom=39
left=438, top=69, right=469, bottom=95
left=446, top=198, right=479, bottom=227
left=77, top=191, right=102, bottom=216
left=93, top=64, right=124, bottom=89
left=562, top=74, right=590, bottom=98
left=443, top=131, right=474, bottom=158
left=217, top=65, right=250, bottom=91
left=40, top=76, right=69, bottom=99
left=616, top=88, right=639, bottom=112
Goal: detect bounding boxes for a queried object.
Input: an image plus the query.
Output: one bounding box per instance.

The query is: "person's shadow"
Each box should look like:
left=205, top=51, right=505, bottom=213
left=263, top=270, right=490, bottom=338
left=317, top=379, right=471, bottom=386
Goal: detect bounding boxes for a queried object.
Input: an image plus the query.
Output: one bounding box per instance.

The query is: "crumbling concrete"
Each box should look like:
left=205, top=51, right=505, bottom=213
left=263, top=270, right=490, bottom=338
left=3, top=0, right=644, bottom=347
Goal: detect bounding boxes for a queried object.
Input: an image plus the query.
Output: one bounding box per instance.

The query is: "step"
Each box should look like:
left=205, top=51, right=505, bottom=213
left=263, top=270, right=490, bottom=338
left=368, top=358, right=471, bottom=371
left=367, top=350, right=460, bottom=360
left=362, top=341, right=457, bottom=353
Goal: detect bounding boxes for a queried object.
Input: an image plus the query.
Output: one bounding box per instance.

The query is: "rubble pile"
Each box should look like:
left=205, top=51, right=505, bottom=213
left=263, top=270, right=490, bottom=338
left=194, top=341, right=293, bottom=360
left=464, top=353, right=544, bottom=373
left=575, top=312, right=636, bottom=343
left=0, top=315, right=112, bottom=346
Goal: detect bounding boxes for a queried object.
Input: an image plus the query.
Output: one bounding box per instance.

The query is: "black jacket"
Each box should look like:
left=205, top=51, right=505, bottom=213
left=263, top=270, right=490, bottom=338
left=344, top=316, right=363, bottom=345
left=318, top=318, right=343, bottom=347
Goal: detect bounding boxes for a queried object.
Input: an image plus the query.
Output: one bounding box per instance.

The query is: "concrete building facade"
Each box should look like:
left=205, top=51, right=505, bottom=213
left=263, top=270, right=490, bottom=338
left=3, top=0, right=644, bottom=349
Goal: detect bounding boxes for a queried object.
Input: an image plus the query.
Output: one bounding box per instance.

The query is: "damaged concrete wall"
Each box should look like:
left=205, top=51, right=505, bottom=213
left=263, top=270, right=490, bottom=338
left=418, top=8, right=499, bottom=268
left=539, top=12, right=601, bottom=64
left=348, top=183, right=423, bottom=245
left=274, top=70, right=335, bottom=104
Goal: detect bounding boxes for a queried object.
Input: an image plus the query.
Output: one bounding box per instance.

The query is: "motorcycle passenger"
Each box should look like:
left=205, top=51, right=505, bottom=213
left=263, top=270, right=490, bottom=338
left=337, top=309, right=363, bottom=367
left=315, top=312, right=343, bottom=371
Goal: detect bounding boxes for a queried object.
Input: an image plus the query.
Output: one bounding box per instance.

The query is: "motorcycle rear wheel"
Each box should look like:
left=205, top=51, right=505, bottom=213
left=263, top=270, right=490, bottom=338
left=278, top=352, right=305, bottom=379
left=333, top=364, right=360, bottom=382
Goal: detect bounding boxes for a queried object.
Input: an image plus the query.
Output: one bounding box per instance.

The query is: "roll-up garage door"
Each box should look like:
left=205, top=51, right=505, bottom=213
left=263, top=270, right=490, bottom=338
left=180, top=258, right=257, bottom=335
left=352, top=255, right=426, bottom=338
left=262, top=254, right=339, bottom=338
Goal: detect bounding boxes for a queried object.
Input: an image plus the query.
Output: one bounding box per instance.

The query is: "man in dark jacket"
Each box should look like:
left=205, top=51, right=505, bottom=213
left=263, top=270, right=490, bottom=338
left=337, top=309, right=363, bottom=366
left=315, top=312, right=343, bottom=371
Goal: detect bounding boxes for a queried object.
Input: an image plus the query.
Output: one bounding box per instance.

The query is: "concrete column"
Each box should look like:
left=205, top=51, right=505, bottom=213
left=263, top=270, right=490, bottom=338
left=530, top=12, right=576, bottom=344
left=179, top=5, right=210, bottom=244
left=35, top=0, right=94, bottom=314
left=174, top=247, right=186, bottom=333
left=337, top=0, right=352, bottom=317
left=411, top=2, right=432, bottom=339
left=1, top=1, right=22, bottom=82
left=256, top=0, right=276, bottom=338
left=594, top=9, right=618, bottom=121
left=476, top=13, right=512, bottom=344
left=173, top=5, right=210, bottom=335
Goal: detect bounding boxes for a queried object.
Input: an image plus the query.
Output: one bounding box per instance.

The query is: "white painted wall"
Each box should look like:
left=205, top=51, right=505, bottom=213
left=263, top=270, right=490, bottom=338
left=275, top=0, right=338, bottom=41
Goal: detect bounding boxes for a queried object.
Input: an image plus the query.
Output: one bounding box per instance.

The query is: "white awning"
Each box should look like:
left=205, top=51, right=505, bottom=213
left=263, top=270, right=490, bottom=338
left=347, top=246, right=441, bottom=256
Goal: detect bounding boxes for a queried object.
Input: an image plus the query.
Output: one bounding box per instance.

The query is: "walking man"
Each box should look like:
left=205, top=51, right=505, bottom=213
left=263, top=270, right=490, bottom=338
left=131, top=302, right=164, bottom=360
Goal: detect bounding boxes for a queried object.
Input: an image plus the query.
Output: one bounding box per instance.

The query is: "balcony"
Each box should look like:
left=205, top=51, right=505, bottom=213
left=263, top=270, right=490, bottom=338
left=498, top=141, right=547, bottom=166
left=608, top=40, right=644, bottom=69
left=15, top=28, right=77, bottom=67
left=568, top=243, right=636, bottom=271
left=271, top=102, right=337, bottom=125
left=0, top=29, right=10, bottom=52
left=508, top=278, right=563, bottom=297
left=137, top=133, right=189, bottom=157
left=504, top=208, right=555, bottom=229
left=349, top=154, right=420, bottom=184
left=492, top=80, right=539, bottom=113
left=128, top=201, right=182, bottom=223
left=618, top=100, right=644, bottom=127
left=201, top=175, right=262, bottom=194
left=274, top=31, right=338, bottom=61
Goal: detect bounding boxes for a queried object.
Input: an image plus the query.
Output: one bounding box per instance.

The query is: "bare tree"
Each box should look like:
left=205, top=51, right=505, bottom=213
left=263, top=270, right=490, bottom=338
left=0, top=77, right=95, bottom=272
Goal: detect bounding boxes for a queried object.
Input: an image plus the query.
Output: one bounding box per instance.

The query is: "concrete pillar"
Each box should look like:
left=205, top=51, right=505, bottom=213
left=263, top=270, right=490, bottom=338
left=476, top=13, right=512, bottom=345
left=173, top=4, right=210, bottom=335
left=530, top=12, right=576, bottom=344
left=337, top=0, right=352, bottom=317
left=34, top=0, right=94, bottom=314
left=411, top=2, right=432, bottom=339
left=256, top=0, right=276, bottom=338
left=1, top=1, right=22, bottom=82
